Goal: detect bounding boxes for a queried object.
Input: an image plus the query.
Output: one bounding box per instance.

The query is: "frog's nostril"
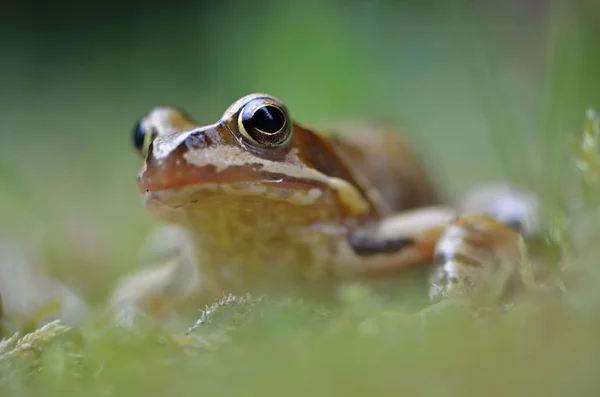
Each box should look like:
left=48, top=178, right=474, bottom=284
left=184, top=129, right=210, bottom=150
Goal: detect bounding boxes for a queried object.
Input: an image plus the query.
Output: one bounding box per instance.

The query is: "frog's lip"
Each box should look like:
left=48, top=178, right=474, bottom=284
left=142, top=179, right=327, bottom=210
left=137, top=156, right=323, bottom=192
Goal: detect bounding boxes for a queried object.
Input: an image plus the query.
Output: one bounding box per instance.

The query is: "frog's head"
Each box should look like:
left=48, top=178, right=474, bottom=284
left=133, top=93, right=377, bottom=224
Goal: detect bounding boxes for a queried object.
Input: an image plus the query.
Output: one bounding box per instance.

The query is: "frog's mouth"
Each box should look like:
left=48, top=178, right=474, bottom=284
left=144, top=178, right=328, bottom=210
left=139, top=164, right=332, bottom=210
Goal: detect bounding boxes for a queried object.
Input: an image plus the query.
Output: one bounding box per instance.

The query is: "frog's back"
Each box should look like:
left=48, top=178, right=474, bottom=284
left=322, top=121, right=444, bottom=214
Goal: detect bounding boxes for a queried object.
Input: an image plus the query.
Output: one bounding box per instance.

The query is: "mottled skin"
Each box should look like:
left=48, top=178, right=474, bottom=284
left=110, top=93, right=539, bottom=322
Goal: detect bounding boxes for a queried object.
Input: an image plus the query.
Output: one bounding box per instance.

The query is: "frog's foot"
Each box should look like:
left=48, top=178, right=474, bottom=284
left=108, top=255, right=205, bottom=328
left=339, top=206, right=458, bottom=278
left=107, top=224, right=207, bottom=327
left=341, top=206, right=529, bottom=307
left=429, top=213, right=528, bottom=307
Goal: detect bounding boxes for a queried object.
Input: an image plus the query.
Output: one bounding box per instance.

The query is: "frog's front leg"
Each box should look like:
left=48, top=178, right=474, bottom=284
left=339, top=204, right=532, bottom=305
left=108, top=224, right=218, bottom=327
left=336, top=206, right=458, bottom=278
left=339, top=182, right=541, bottom=281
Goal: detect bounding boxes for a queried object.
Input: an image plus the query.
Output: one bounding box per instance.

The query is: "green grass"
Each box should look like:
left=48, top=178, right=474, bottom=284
left=2, top=282, right=600, bottom=397
left=2, top=1, right=600, bottom=396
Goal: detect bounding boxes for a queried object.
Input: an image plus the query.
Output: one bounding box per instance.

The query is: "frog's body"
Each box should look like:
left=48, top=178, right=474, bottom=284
left=322, top=121, right=443, bottom=214
left=110, top=93, right=539, bottom=322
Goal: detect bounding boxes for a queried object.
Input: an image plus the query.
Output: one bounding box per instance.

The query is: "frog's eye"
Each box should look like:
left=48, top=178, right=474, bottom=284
left=238, top=99, right=292, bottom=148
left=132, top=120, right=156, bottom=157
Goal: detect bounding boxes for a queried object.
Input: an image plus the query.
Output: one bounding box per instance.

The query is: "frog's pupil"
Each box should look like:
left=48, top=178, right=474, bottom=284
left=251, top=106, right=285, bottom=134
left=133, top=121, right=146, bottom=151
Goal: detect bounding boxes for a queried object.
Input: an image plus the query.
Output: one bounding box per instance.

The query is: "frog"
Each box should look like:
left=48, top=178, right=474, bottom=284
left=109, top=93, right=541, bottom=323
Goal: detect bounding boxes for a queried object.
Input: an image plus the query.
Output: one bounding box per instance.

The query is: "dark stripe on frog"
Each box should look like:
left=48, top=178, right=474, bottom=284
left=434, top=251, right=481, bottom=267
left=347, top=234, right=415, bottom=256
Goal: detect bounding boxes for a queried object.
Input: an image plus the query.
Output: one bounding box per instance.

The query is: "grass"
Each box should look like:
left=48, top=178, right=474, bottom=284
left=1, top=277, right=600, bottom=396
left=1, top=1, right=600, bottom=396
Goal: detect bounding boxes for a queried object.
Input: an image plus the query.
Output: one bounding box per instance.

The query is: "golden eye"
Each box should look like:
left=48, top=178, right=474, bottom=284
left=132, top=120, right=156, bottom=157
left=237, top=99, right=292, bottom=147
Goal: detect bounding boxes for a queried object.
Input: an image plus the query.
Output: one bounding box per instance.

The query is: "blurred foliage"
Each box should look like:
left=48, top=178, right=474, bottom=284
left=1, top=0, right=600, bottom=396
left=573, top=109, right=600, bottom=207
